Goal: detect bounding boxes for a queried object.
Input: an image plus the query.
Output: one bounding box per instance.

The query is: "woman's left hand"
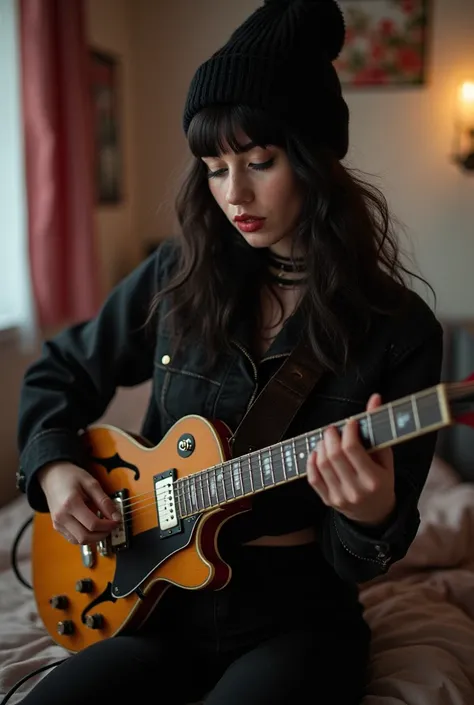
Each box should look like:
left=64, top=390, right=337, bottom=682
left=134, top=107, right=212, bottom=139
left=307, top=393, right=396, bottom=527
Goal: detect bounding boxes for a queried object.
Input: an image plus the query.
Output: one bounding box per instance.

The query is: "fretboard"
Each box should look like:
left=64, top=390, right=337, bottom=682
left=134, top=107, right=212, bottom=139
left=175, top=385, right=448, bottom=518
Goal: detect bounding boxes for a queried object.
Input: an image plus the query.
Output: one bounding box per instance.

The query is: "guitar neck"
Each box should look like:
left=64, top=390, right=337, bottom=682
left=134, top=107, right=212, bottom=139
left=176, top=384, right=451, bottom=518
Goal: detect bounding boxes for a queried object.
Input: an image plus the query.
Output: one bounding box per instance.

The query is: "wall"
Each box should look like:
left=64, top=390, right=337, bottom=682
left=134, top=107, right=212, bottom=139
left=0, top=0, right=142, bottom=508
left=85, top=0, right=142, bottom=294
left=131, top=0, right=474, bottom=319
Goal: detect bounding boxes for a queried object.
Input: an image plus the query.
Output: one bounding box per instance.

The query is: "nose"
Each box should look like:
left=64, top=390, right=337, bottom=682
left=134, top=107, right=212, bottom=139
left=225, top=173, right=253, bottom=206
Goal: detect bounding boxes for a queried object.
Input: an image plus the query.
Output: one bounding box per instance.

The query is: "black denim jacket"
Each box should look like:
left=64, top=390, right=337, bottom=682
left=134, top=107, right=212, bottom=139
left=17, top=239, right=444, bottom=584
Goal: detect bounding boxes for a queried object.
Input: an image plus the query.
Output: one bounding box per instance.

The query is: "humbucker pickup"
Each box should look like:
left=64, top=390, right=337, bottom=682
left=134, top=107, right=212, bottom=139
left=154, top=470, right=180, bottom=537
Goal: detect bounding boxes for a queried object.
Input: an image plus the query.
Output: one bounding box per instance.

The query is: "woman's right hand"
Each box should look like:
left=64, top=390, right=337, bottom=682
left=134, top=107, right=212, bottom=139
left=38, top=462, right=120, bottom=545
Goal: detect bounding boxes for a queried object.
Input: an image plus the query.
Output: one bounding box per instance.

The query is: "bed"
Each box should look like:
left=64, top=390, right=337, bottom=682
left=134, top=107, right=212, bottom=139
left=0, top=321, right=473, bottom=704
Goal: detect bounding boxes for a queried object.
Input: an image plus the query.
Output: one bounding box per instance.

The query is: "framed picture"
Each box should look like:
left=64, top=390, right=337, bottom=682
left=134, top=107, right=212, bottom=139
left=334, top=0, right=430, bottom=87
left=90, top=49, right=122, bottom=204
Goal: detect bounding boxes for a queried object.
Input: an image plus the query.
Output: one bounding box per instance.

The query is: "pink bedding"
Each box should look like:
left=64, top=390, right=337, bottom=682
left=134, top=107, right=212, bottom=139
left=1, top=456, right=473, bottom=704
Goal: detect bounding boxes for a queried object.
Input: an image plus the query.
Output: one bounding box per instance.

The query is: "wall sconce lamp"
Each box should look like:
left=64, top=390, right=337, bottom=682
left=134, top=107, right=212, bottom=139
left=453, top=81, right=474, bottom=171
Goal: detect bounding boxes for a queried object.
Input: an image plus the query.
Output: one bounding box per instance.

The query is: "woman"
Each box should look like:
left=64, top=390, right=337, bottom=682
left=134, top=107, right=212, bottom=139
left=17, top=1, right=443, bottom=703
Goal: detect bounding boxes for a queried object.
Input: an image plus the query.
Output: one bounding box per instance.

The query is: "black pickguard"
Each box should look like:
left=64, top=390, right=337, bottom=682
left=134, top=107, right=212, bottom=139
left=112, top=515, right=201, bottom=598
left=89, top=452, right=140, bottom=480
left=81, top=583, right=116, bottom=623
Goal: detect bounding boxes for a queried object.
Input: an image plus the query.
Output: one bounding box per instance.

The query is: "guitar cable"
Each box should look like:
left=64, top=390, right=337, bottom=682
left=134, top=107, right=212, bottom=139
left=2, top=516, right=68, bottom=704
left=0, top=659, right=68, bottom=704
left=10, top=514, right=33, bottom=590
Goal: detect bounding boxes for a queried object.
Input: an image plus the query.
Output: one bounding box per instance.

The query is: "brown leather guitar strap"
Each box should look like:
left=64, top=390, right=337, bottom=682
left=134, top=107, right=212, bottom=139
left=230, top=338, right=323, bottom=458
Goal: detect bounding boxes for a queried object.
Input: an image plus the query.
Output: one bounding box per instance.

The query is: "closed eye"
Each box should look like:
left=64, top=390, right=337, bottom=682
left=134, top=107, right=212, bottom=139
left=207, top=167, right=228, bottom=179
left=250, top=158, right=274, bottom=171
left=206, top=158, right=275, bottom=179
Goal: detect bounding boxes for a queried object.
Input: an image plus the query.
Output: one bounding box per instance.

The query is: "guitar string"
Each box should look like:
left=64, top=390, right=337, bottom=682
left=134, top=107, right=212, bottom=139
left=117, top=397, right=450, bottom=513
left=105, top=388, right=474, bottom=524
left=120, top=453, right=308, bottom=520
left=120, top=403, right=440, bottom=521
left=93, top=384, right=474, bottom=520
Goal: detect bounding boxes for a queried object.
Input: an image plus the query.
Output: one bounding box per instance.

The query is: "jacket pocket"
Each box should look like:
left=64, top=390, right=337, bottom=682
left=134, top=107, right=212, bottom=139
left=153, top=341, right=222, bottom=426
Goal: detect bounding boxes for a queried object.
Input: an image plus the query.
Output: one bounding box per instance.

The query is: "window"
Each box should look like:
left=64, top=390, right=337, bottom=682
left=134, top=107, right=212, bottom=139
left=0, top=0, right=34, bottom=337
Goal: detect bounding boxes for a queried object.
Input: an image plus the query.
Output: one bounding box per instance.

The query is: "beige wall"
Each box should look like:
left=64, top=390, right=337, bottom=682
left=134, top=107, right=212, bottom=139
left=86, top=0, right=142, bottom=294
left=130, top=0, right=258, bottom=243
left=130, top=0, right=474, bottom=320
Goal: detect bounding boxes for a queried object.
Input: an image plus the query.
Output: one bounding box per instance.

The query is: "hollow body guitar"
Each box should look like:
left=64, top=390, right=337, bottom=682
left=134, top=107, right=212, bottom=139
left=32, top=377, right=474, bottom=653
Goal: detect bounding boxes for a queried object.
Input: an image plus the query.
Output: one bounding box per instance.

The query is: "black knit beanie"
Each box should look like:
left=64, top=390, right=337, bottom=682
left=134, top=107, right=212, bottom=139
left=183, top=0, right=349, bottom=160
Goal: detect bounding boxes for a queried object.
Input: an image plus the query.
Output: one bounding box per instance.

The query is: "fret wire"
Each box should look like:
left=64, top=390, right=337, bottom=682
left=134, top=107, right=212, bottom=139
left=292, top=439, right=301, bottom=475
left=188, top=478, right=195, bottom=512
left=228, top=464, right=234, bottom=498
left=299, top=437, right=308, bottom=471
left=205, top=470, right=212, bottom=508
left=211, top=468, right=219, bottom=505
left=411, top=394, right=421, bottom=431
left=182, top=478, right=189, bottom=515
left=193, top=476, right=200, bottom=510
left=257, top=452, right=264, bottom=488
left=200, top=472, right=206, bottom=508
left=193, top=476, right=200, bottom=512
left=188, top=476, right=195, bottom=513
left=221, top=468, right=228, bottom=501
left=197, top=474, right=204, bottom=510
left=176, top=486, right=184, bottom=518
left=238, top=458, right=245, bottom=496
left=188, top=475, right=195, bottom=512
left=220, top=468, right=227, bottom=501
left=366, top=414, right=375, bottom=447
left=248, top=457, right=254, bottom=494
left=268, top=450, right=276, bottom=484
left=205, top=470, right=212, bottom=507
left=218, top=469, right=226, bottom=502
left=387, top=404, right=397, bottom=438
left=279, top=443, right=287, bottom=480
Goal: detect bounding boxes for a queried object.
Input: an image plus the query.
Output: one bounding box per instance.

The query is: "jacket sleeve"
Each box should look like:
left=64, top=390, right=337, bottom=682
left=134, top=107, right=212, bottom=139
left=17, top=242, right=173, bottom=512
left=321, top=317, right=444, bottom=584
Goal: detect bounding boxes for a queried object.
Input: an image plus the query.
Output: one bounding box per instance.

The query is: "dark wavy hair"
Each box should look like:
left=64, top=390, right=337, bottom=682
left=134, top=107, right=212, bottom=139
left=149, top=104, right=433, bottom=373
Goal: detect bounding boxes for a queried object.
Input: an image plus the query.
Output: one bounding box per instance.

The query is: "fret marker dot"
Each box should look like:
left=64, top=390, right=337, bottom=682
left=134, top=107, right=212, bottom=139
left=161, top=354, right=171, bottom=365
left=299, top=453, right=305, bottom=459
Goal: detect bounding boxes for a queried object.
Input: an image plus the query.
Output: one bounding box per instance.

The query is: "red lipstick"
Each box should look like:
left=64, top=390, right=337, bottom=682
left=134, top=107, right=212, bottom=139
left=233, top=214, right=266, bottom=233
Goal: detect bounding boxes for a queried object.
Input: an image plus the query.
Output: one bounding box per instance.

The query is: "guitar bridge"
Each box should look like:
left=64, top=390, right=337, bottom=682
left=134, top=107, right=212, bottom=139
left=109, top=490, right=130, bottom=552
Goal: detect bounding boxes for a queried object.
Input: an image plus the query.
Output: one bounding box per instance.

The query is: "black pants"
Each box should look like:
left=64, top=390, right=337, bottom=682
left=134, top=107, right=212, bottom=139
left=21, top=544, right=371, bottom=705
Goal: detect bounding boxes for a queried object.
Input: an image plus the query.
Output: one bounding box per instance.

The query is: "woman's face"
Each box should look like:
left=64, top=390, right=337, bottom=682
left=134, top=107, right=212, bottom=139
left=201, top=133, right=304, bottom=257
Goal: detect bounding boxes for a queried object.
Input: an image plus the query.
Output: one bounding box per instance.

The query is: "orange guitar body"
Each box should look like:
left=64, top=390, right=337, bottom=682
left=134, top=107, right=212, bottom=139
left=32, top=417, right=250, bottom=653
left=32, top=375, right=474, bottom=653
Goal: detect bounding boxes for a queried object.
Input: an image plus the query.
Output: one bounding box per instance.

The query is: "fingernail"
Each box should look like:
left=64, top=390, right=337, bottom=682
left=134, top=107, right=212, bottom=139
left=112, top=512, right=121, bottom=521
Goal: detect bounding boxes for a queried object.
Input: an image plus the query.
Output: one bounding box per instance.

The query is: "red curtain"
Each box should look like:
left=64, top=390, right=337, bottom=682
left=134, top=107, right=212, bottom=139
left=19, top=0, right=100, bottom=331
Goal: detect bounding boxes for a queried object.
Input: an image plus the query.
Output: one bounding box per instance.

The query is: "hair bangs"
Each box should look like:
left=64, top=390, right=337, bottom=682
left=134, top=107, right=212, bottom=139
left=187, top=104, right=287, bottom=159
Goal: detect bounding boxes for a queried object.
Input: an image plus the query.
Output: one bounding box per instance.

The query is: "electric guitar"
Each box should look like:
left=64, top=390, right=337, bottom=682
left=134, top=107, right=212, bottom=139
left=32, top=376, right=474, bottom=652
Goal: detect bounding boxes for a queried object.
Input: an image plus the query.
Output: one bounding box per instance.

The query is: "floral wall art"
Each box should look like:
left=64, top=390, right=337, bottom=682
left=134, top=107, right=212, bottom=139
left=334, top=0, right=430, bottom=87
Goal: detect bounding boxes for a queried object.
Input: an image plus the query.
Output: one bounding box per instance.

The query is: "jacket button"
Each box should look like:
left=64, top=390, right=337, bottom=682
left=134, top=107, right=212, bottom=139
left=161, top=355, right=171, bottom=365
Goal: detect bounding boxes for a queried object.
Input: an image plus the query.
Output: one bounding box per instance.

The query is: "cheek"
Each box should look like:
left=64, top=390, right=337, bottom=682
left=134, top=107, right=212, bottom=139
left=264, top=173, right=303, bottom=218
left=208, top=181, right=226, bottom=209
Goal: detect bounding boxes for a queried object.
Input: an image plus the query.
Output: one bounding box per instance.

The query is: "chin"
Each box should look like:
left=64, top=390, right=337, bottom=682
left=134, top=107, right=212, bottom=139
left=240, top=231, right=286, bottom=250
